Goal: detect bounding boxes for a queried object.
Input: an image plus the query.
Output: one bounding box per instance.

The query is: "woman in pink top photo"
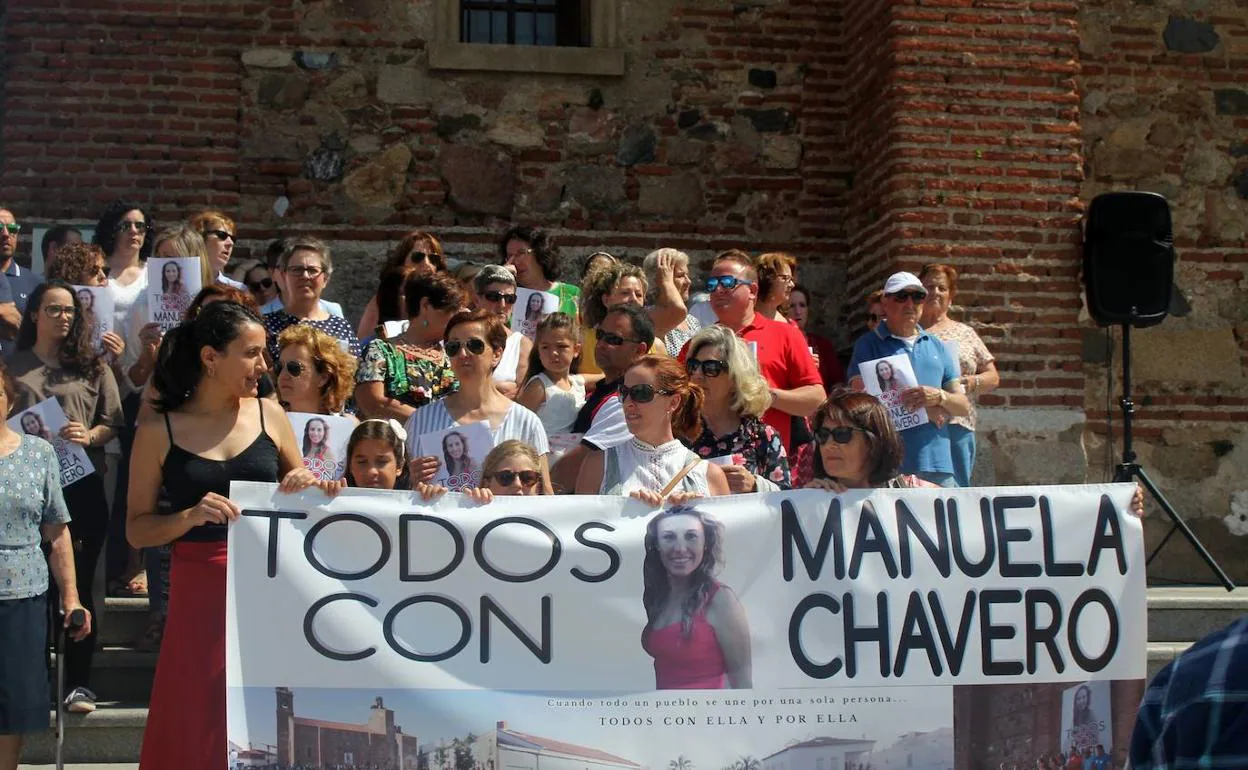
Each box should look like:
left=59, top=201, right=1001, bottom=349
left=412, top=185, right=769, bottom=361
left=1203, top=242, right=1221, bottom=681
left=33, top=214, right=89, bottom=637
left=641, top=507, right=752, bottom=690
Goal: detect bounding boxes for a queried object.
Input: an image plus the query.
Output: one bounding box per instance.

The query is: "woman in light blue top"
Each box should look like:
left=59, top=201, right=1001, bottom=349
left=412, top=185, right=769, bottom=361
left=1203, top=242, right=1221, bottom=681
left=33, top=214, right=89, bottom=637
left=0, top=358, right=91, bottom=762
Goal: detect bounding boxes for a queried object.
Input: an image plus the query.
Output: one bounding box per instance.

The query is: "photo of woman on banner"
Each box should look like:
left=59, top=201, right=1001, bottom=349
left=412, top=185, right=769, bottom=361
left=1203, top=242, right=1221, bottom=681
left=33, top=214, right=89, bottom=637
left=641, top=506, right=751, bottom=690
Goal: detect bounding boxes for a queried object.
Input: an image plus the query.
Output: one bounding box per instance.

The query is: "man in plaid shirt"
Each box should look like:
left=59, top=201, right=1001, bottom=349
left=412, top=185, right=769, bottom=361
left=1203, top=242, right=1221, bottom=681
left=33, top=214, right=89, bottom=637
left=1130, top=615, right=1248, bottom=768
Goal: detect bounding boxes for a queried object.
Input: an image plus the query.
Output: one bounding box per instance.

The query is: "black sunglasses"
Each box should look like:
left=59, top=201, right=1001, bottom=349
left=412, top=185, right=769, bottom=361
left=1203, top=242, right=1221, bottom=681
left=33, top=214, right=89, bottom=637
left=686, top=358, right=727, bottom=378
left=482, top=290, right=518, bottom=305
left=815, top=426, right=868, bottom=445
left=409, top=251, right=434, bottom=264
left=487, top=469, right=541, bottom=488
left=203, top=229, right=235, bottom=242
left=595, top=328, right=638, bottom=347
left=889, top=291, right=927, bottom=303
left=93, top=264, right=111, bottom=278
left=278, top=360, right=308, bottom=377
left=247, top=277, right=274, bottom=292
left=445, top=338, right=488, bottom=357
left=618, top=383, right=671, bottom=404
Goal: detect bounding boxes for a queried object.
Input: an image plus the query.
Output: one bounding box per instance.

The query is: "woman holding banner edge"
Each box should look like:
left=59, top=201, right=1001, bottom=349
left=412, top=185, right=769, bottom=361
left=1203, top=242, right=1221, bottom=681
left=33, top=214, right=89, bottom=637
left=126, top=300, right=327, bottom=770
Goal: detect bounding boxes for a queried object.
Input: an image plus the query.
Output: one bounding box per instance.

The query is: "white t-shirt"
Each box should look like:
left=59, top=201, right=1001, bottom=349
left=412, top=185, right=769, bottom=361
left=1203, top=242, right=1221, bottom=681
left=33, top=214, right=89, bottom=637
left=404, top=399, right=550, bottom=461
left=581, top=394, right=630, bottom=451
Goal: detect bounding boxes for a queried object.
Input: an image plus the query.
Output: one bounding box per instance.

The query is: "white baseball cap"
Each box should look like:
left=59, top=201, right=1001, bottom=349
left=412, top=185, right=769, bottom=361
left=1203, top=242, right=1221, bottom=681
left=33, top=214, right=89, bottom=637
left=882, top=271, right=926, bottom=296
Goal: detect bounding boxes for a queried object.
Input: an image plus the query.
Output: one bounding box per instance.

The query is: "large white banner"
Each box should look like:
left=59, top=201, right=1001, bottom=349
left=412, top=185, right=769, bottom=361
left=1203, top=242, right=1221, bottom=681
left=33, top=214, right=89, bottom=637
left=227, top=483, right=1145, bottom=770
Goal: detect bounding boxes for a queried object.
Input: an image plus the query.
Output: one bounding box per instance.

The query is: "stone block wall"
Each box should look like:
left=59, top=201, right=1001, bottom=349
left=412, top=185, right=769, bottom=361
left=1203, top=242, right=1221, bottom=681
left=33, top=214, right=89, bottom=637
left=1080, top=0, right=1248, bottom=582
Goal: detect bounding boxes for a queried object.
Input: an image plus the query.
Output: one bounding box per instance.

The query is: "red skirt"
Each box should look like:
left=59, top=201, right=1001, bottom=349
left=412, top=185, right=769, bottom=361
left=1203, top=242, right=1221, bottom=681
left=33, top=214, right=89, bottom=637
left=140, top=540, right=227, bottom=770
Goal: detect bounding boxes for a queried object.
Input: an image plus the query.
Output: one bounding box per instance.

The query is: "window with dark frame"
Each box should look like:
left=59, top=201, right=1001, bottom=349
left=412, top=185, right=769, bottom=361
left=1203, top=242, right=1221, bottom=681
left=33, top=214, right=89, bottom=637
left=460, top=0, right=590, bottom=47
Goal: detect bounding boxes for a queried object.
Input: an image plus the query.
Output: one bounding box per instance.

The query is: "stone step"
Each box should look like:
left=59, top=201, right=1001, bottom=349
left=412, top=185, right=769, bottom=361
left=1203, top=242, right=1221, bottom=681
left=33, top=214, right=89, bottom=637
left=21, top=764, right=138, bottom=770
left=19, top=703, right=146, bottom=765
left=98, top=596, right=152, bottom=648
left=51, top=647, right=156, bottom=705
left=1146, top=586, right=1248, bottom=643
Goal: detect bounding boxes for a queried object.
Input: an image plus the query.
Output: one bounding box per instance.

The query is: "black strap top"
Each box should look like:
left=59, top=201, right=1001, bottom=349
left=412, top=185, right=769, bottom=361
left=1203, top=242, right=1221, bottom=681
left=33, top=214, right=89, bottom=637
left=158, top=398, right=280, bottom=543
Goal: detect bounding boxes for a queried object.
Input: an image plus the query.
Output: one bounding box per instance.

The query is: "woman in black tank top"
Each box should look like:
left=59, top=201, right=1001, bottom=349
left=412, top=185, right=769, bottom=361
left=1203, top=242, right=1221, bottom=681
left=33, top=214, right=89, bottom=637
left=124, top=301, right=326, bottom=770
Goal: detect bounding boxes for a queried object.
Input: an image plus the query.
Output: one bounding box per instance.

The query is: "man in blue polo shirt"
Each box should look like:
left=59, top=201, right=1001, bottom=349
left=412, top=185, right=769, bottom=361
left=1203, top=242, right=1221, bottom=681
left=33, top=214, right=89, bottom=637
left=848, top=271, right=970, bottom=486
left=0, top=209, right=44, bottom=357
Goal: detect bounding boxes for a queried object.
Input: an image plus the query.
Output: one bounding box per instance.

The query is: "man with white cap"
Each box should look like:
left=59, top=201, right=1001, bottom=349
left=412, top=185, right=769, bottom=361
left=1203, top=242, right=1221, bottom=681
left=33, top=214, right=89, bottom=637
left=848, top=271, right=970, bottom=486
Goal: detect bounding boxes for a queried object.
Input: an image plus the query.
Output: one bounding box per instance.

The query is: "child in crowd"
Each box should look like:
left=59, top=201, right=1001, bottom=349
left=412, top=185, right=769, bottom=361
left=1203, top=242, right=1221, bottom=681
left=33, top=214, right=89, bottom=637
left=415, top=440, right=545, bottom=503
left=343, top=419, right=409, bottom=490
left=517, top=313, right=596, bottom=459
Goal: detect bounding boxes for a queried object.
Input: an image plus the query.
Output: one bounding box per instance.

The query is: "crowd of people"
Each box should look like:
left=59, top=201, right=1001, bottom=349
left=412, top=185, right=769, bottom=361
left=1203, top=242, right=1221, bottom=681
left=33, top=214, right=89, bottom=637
left=2, top=200, right=1141, bottom=770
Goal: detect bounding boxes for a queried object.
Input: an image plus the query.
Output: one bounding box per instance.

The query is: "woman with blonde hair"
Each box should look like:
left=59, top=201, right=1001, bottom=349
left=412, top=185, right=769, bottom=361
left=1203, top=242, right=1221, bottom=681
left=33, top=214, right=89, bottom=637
left=683, top=325, right=790, bottom=492
left=188, top=210, right=243, bottom=289
left=642, top=248, right=701, bottom=356
left=275, top=325, right=358, bottom=417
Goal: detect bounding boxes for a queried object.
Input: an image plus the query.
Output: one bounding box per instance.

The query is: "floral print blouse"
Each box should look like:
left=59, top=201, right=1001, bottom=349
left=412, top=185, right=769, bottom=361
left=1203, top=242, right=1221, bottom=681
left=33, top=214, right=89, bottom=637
left=924, top=318, right=995, bottom=432
left=356, top=338, right=458, bottom=411
left=686, top=415, right=791, bottom=490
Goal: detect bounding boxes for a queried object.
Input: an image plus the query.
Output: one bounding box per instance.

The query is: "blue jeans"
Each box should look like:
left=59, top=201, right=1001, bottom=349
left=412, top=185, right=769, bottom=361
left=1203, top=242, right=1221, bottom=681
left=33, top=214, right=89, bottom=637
left=915, top=471, right=958, bottom=488
left=949, top=424, right=976, bottom=488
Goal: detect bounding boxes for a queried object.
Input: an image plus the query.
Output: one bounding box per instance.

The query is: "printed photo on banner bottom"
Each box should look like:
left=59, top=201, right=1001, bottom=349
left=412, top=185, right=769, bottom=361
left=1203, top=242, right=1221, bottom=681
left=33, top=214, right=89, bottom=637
left=953, top=679, right=1144, bottom=770
left=71, top=284, right=115, bottom=353
left=6, top=397, right=94, bottom=487
left=227, top=685, right=954, bottom=770
left=858, top=354, right=928, bottom=432
left=511, top=287, right=560, bottom=339
left=146, top=256, right=203, bottom=331
left=287, top=412, right=355, bottom=481
left=417, top=422, right=493, bottom=491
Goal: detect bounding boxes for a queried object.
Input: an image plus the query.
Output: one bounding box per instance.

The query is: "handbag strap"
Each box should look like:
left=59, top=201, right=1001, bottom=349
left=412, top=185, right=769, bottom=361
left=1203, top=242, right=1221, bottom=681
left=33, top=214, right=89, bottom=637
left=659, top=457, right=701, bottom=498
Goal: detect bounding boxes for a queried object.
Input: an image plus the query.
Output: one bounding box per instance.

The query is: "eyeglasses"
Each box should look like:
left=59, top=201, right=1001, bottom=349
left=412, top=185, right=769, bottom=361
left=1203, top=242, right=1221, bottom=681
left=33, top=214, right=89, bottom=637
left=481, top=290, right=517, bottom=305
left=203, top=229, right=235, bottom=242
left=595, top=328, right=638, bottom=347
left=0, top=223, right=20, bottom=235
left=686, top=358, right=727, bottom=378
left=285, top=265, right=325, bottom=278
left=815, top=426, right=868, bottom=445
left=43, top=304, right=76, bottom=319
left=444, top=338, right=488, bottom=357
left=706, top=275, right=753, bottom=293
left=408, top=251, right=433, bottom=264
left=888, top=291, right=927, bottom=304
left=247, top=277, right=274, bottom=293
left=278, top=360, right=308, bottom=377
left=116, top=220, right=149, bottom=233
left=618, top=383, right=671, bottom=404
left=487, top=469, right=541, bottom=488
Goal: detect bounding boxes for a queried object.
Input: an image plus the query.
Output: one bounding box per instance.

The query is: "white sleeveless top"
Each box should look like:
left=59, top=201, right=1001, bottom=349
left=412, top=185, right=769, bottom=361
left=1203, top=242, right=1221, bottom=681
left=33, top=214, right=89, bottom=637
left=529, top=372, right=585, bottom=435
left=492, top=331, right=525, bottom=384
left=601, top=437, right=710, bottom=497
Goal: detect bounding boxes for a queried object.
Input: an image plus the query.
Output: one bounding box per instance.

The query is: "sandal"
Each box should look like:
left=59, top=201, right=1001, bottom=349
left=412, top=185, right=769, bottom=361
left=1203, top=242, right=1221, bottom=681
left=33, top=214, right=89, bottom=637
left=136, top=616, right=165, bottom=652
left=107, top=568, right=148, bottom=597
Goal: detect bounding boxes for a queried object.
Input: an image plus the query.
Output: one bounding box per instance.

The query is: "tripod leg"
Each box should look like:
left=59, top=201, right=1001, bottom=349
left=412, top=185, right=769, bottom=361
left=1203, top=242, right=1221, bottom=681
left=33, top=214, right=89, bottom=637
left=1135, top=467, right=1237, bottom=591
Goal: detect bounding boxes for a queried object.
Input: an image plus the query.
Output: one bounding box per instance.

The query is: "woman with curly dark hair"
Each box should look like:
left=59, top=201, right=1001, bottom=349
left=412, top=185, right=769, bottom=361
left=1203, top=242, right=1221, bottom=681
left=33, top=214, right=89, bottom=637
left=356, top=230, right=446, bottom=337
left=93, top=200, right=153, bottom=345
left=9, top=280, right=123, bottom=715
left=641, top=507, right=751, bottom=689
left=499, top=225, right=581, bottom=317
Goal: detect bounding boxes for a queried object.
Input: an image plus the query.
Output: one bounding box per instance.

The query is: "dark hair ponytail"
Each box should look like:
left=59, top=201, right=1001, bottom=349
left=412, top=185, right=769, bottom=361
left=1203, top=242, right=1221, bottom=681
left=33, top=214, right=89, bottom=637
left=153, top=301, right=262, bottom=413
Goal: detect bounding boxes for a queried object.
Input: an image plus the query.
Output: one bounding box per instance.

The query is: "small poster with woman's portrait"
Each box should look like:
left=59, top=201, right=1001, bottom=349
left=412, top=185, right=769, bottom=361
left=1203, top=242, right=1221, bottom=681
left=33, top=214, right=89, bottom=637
left=287, top=412, right=355, bottom=482
left=71, top=284, right=115, bottom=353
left=859, top=353, right=929, bottom=431
left=6, top=398, right=95, bottom=487
left=511, top=287, right=560, bottom=340
left=1060, top=680, right=1112, bottom=755
left=146, top=257, right=202, bottom=331
left=416, top=422, right=493, bottom=491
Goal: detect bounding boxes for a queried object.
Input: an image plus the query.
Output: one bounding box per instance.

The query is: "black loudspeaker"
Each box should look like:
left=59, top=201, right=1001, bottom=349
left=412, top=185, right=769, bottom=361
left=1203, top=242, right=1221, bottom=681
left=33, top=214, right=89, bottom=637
left=1083, top=192, right=1175, bottom=328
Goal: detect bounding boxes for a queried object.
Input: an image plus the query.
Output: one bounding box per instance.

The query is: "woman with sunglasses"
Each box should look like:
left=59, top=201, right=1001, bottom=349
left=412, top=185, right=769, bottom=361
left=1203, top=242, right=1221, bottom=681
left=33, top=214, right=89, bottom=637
left=242, top=262, right=279, bottom=307
left=355, top=273, right=462, bottom=422
left=578, top=262, right=671, bottom=375
left=805, top=389, right=937, bottom=492
left=188, top=210, right=244, bottom=290
left=473, top=265, right=532, bottom=398
left=94, top=201, right=154, bottom=352
left=275, top=325, right=358, bottom=417
left=576, top=356, right=730, bottom=503
left=9, top=281, right=124, bottom=715
left=357, top=230, right=446, bottom=338
left=683, top=326, right=790, bottom=493
left=415, top=440, right=546, bottom=502
left=406, top=309, right=553, bottom=494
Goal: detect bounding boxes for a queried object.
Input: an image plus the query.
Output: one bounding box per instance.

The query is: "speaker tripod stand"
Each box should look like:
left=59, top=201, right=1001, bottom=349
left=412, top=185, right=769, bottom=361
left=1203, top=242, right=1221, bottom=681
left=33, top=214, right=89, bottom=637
left=1111, top=324, right=1236, bottom=591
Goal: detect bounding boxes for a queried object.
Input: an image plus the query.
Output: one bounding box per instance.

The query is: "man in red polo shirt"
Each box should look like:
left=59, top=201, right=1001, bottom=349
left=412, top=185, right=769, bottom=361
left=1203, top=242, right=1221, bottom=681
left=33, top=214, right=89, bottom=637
left=680, top=250, right=824, bottom=449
